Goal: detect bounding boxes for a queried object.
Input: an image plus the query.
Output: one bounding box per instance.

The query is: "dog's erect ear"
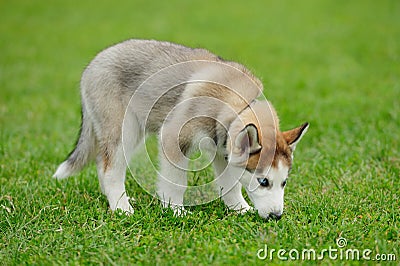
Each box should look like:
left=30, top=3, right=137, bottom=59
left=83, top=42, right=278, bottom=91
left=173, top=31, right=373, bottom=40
left=235, top=124, right=262, bottom=154
left=282, top=122, right=309, bottom=151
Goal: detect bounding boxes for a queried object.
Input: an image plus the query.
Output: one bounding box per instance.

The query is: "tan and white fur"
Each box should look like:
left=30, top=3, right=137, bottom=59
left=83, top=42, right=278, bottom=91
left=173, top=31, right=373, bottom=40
left=53, top=39, right=309, bottom=220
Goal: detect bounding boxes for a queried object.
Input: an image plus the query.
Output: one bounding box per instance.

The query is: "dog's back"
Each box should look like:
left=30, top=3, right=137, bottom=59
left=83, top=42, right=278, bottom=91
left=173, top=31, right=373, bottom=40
left=80, top=40, right=214, bottom=131
left=81, top=39, right=261, bottom=132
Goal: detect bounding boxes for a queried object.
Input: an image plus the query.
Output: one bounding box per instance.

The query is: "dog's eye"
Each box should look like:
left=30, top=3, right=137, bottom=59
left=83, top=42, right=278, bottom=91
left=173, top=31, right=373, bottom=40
left=282, top=179, right=287, bottom=188
left=257, top=178, right=269, bottom=187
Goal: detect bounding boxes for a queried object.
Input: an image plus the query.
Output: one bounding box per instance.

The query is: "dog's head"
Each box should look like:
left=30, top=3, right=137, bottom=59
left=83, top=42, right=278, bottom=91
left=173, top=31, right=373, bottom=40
left=226, top=101, right=309, bottom=220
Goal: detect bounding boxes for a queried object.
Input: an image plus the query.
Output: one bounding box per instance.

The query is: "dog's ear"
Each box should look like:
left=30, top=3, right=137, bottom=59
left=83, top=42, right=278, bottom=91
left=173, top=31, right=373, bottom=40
left=282, top=122, right=309, bottom=151
left=235, top=124, right=262, bottom=154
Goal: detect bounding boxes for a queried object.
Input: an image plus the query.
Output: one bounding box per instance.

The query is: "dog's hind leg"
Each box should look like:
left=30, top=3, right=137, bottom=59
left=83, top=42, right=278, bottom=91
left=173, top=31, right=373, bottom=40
left=95, top=112, right=142, bottom=214
left=97, top=143, right=133, bottom=213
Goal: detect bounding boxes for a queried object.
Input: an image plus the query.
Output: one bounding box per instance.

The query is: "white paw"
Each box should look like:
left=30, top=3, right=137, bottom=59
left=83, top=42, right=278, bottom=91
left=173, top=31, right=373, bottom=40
left=229, top=203, right=253, bottom=214
left=237, top=205, right=254, bottom=214
left=112, top=199, right=134, bottom=215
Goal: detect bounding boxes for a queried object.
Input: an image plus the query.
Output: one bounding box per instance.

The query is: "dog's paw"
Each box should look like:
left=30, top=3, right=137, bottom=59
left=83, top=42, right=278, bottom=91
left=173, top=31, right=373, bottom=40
left=113, top=200, right=134, bottom=215
left=230, top=204, right=254, bottom=215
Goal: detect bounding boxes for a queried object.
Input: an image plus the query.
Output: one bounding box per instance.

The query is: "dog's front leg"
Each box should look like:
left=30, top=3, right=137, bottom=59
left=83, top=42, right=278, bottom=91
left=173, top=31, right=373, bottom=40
left=213, top=155, right=252, bottom=213
left=156, top=140, right=188, bottom=216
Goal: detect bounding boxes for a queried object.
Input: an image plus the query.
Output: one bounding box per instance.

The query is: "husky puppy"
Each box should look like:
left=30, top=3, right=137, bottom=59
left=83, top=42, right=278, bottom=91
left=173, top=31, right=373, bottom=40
left=54, top=39, right=308, bottom=220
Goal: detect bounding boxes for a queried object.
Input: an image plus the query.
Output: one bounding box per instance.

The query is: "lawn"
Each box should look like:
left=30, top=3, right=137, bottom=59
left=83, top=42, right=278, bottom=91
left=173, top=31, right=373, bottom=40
left=1, top=0, right=399, bottom=265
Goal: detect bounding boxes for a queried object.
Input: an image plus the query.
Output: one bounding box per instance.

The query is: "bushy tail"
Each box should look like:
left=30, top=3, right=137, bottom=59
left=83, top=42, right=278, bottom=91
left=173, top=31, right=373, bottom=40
left=53, top=109, right=96, bottom=179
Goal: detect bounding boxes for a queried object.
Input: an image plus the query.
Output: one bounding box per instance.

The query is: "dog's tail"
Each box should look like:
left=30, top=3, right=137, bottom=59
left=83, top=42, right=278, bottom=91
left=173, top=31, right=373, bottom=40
left=53, top=104, right=96, bottom=179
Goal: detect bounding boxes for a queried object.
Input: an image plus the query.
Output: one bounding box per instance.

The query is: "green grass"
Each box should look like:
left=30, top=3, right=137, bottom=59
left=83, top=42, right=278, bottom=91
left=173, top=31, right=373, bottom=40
left=1, top=0, right=399, bottom=264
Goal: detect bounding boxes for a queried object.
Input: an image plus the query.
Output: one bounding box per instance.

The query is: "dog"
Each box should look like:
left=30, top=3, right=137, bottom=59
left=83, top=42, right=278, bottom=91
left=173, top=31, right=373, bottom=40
left=53, top=39, right=308, bottom=220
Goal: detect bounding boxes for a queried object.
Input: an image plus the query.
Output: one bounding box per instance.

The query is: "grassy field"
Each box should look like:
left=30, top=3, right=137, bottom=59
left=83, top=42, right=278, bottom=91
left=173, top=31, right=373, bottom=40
left=1, top=0, right=399, bottom=264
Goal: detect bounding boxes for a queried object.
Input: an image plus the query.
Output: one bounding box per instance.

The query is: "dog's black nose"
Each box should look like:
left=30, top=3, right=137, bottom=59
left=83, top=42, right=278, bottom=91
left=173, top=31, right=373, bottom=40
left=269, top=212, right=282, bottom=221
